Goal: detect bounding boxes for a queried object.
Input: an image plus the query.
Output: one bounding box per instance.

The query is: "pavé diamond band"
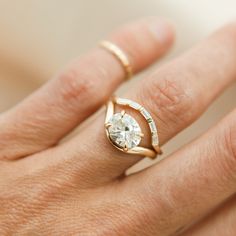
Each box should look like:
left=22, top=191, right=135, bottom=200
left=105, top=97, right=162, bottom=159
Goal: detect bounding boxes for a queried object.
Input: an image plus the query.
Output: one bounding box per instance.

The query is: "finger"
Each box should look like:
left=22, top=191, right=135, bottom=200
left=182, top=196, right=236, bottom=236
left=0, top=17, right=174, bottom=160
left=44, top=22, right=236, bottom=184
left=122, top=108, right=236, bottom=236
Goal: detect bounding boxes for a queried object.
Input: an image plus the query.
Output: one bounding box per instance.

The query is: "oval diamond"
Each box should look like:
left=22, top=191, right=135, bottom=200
left=107, top=113, right=141, bottom=149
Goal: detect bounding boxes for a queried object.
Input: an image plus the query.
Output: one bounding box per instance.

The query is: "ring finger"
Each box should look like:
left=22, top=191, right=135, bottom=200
left=22, top=22, right=236, bottom=185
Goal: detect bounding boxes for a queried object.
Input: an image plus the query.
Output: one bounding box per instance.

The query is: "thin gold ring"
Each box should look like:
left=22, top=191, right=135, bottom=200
left=100, top=41, right=133, bottom=80
left=104, top=96, right=162, bottom=159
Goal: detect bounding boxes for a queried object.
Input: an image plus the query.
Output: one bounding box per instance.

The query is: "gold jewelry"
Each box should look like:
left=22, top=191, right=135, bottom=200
left=104, top=97, right=162, bottom=159
left=100, top=41, right=133, bottom=80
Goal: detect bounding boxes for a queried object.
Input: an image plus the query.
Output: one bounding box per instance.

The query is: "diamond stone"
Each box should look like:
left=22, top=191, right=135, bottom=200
left=107, top=113, right=141, bottom=149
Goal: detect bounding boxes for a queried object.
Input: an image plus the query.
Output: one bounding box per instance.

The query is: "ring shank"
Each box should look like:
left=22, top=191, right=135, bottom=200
left=126, top=146, right=157, bottom=159
left=100, top=41, right=133, bottom=80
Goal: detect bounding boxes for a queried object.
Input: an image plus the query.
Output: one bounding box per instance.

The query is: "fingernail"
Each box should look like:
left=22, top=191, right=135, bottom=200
left=148, top=19, right=174, bottom=44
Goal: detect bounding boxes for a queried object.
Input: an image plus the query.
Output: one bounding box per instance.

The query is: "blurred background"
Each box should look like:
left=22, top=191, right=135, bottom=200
left=0, top=0, right=235, bottom=169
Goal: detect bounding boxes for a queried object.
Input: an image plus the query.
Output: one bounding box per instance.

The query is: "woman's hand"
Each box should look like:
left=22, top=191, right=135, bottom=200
left=1, top=17, right=236, bottom=235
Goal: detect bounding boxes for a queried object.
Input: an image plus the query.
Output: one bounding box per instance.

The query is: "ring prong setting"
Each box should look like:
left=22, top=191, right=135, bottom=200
left=121, top=110, right=126, bottom=117
left=123, top=144, right=128, bottom=152
left=139, top=132, right=144, bottom=138
left=105, top=123, right=112, bottom=128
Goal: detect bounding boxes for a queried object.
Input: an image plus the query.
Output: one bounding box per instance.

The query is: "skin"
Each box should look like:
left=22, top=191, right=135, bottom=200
left=0, top=17, right=236, bottom=235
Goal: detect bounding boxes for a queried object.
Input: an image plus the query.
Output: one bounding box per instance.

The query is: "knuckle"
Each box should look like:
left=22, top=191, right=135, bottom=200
left=58, top=65, right=96, bottom=103
left=141, top=69, right=197, bottom=127
left=57, top=59, right=108, bottom=107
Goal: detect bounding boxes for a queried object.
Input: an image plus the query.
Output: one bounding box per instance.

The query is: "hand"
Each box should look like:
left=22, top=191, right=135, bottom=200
left=1, top=17, right=236, bottom=236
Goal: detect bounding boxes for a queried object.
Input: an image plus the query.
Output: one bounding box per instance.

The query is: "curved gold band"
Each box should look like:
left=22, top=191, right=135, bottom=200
left=105, top=97, right=162, bottom=159
left=100, top=41, right=133, bottom=80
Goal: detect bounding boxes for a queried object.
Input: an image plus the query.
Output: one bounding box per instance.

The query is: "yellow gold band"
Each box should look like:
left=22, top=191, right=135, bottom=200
left=100, top=41, right=133, bottom=80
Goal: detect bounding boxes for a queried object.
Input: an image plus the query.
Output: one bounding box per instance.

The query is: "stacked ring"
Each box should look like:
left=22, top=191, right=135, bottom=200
left=105, top=96, right=162, bottom=159
left=100, top=41, right=133, bottom=80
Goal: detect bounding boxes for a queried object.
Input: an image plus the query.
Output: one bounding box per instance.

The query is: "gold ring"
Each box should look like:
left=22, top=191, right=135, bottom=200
left=104, top=96, right=162, bottom=159
left=100, top=41, right=133, bottom=80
